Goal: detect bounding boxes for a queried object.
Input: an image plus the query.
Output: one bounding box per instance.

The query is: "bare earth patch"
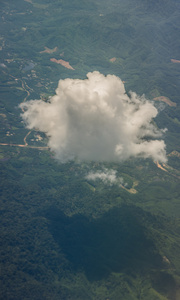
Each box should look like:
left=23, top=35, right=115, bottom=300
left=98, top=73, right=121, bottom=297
left=171, top=58, right=180, bottom=64
left=153, top=96, right=176, bottom=107
left=50, top=58, right=75, bottom=70
left=155, top=161, right=168, bottom=172
left=24, top=0, right=33, bottom=3
left=120, top=180, right=138, bottom=194
left=110, top=57, right=116, bottom=62
left=168, top=151, right=180, bottom=158
left=40, top=47, right=58, bottom=54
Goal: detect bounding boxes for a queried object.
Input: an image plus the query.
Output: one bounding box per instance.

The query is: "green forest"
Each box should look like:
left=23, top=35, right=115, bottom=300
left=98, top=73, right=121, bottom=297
left=0, top=0, right=180, bottom=299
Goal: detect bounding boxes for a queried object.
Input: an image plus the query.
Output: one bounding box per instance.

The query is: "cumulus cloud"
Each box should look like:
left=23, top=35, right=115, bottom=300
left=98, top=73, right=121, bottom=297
left=20, top=71, right=167, bottom=163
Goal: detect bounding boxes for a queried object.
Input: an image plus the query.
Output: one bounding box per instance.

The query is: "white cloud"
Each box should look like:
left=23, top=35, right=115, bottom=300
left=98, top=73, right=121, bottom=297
left=20, top=71, right=167, bottom=163
left=86, top=168, right=126, bottom=186
left=86, top=168, right=118, bottom=185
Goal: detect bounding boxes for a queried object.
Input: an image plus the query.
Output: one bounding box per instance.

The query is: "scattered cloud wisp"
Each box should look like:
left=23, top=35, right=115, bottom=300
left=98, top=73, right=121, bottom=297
left=86, top=168, right=118, bottom=185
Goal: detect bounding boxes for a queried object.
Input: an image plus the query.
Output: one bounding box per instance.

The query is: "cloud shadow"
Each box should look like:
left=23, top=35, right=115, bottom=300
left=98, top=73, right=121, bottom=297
left=46, top=205, right=162, bottom=281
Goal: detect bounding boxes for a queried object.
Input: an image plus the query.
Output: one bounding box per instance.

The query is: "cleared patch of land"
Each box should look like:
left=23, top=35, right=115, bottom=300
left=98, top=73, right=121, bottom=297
left=50, top=58, right=75, bottom=70
left=153, top=96, right=176, bottom=107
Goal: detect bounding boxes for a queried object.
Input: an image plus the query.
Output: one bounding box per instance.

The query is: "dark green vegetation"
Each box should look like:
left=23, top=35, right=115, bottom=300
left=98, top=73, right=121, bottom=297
left=0, top=0, right=180, bottom=299
left=1, top=150, right=180, bottom=299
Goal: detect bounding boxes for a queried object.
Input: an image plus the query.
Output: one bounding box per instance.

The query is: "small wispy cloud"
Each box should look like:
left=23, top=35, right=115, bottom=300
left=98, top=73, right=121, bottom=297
left=86, top=168, right=124, bottom=186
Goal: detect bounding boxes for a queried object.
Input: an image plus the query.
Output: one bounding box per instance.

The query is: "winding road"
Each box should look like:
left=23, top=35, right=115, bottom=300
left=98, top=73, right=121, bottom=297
left=0, top=71, right=49, bottom=151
